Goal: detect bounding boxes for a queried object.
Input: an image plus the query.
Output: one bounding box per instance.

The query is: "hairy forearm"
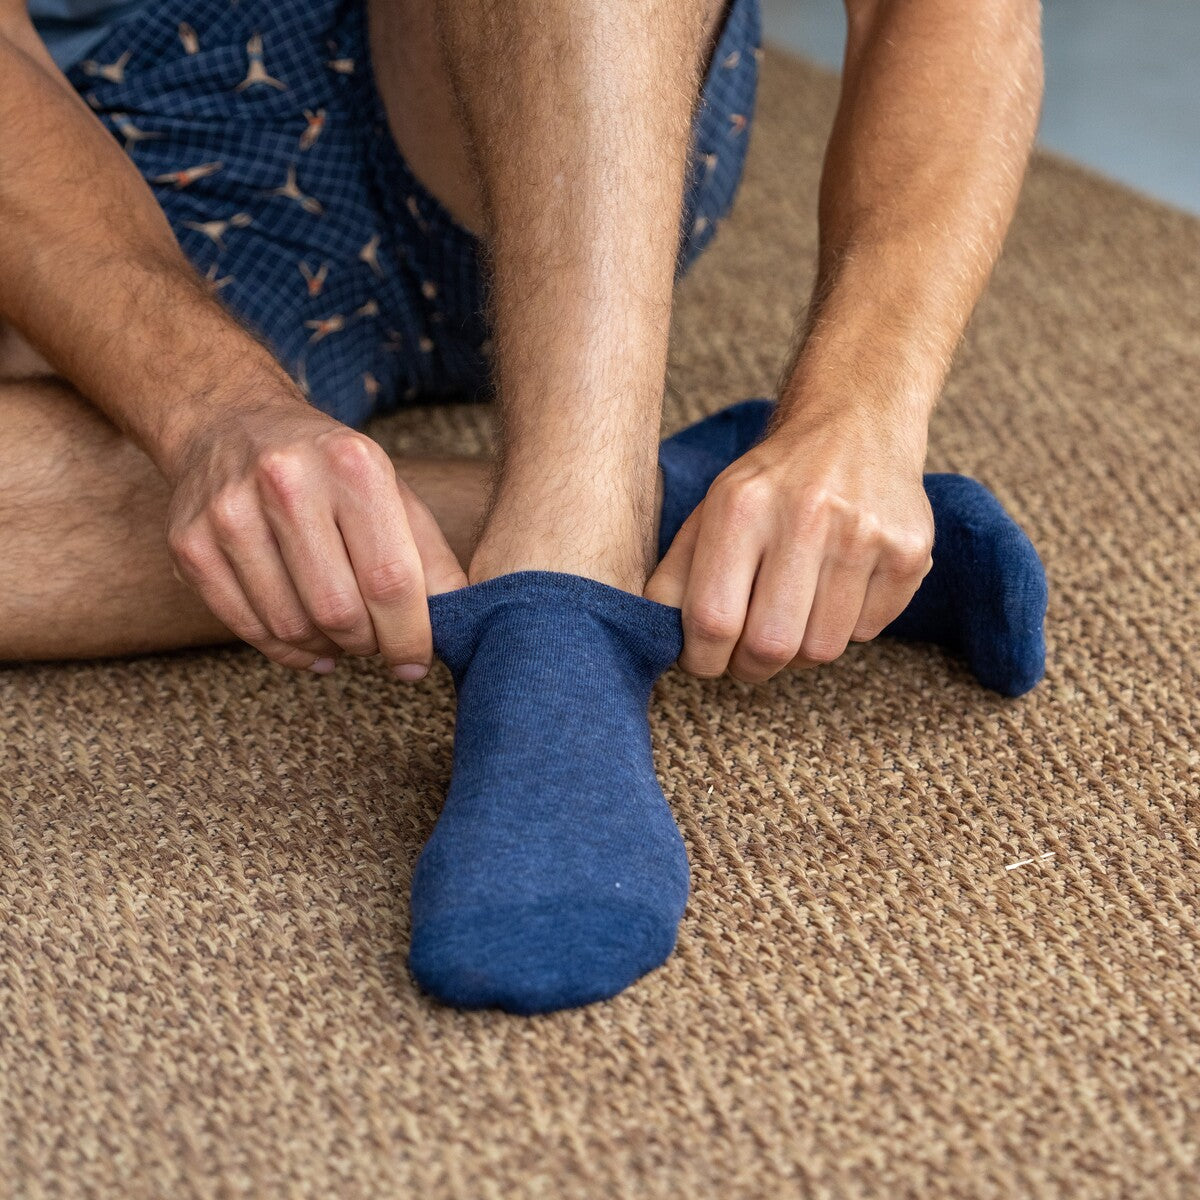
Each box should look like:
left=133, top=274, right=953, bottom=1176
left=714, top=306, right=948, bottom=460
left=778, top=0, right=1043, bottom=434
left=0, top=22, right=299, bottom=475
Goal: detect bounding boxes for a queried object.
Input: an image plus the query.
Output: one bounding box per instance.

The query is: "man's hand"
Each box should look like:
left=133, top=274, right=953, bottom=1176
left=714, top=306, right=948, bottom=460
left=165, top=398, right=467, bottom=676
left=0, top=18, right=472, bottom=676
left=643, top=0, right=1041, bottom=682
left=646, top=405, right=933, bottom=683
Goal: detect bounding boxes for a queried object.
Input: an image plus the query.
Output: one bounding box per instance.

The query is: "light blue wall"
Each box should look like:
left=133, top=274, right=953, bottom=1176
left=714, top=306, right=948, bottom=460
left=761, top=0, right=1200, bottom=215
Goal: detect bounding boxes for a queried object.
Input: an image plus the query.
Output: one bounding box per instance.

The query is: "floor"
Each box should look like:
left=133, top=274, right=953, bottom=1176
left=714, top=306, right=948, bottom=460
left=761, top=0, right=1200, bottom=216
left=6, top=52, right=1200, bottom=1195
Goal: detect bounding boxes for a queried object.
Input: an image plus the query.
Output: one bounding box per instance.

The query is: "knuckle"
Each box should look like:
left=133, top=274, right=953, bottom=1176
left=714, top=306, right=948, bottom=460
left=709, top=473, right=768, bottom=526
left=208, top=490, right=254, bottom=540
left=847, top=510, right=884, bottom=548
left=360, top=560, right=419, bottom=606
left=744, top=632, right=798, bottom=667
left=890, top=532, right=934, bottom=575
left=231, top=618, right=271, bottom=646
left=168, top=526, right=211, bottom=574
left=256, top=449, right=308, bottom=508
left=685, top=602, right=742, bottom=645
left=829, top=511, right=884, bottom=566
left=311, top=591, right=365, bottom=635
left=794, top=485, right=832, bottom=525
left=326, top=432, right=388, bottom=482
left=269, top=615, right=317, bottom=645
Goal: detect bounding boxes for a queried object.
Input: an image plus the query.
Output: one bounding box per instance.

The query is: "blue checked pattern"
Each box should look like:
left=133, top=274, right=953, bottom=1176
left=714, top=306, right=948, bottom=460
left=68, top=0, right=760, bottom=428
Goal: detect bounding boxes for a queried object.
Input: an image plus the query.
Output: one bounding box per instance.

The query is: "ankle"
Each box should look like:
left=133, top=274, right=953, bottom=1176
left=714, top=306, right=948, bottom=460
left=469, top=526, right=652, bottom=595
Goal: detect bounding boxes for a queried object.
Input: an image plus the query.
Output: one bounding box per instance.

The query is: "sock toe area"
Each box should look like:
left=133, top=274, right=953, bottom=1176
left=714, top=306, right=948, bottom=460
left=965, top=516, right=1049, bottom=697
left=906, top=475, right=1049, bottom=697
left=410, top=897, right=682, bottom=1015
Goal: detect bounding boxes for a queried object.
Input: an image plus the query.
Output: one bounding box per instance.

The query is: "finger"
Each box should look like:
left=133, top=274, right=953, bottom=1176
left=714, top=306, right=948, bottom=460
left=851, top=562, right=926, bottom=642
left=728, top=536, right=822, bottom=684
left=404, top=490, right=469, bottom=596
left=219, top=509, right=346, bottom=659
left=644, top=505, right=701, bottom=610
left=260, top=492, right=379, bottom=658
left=678, top=497, right=762, bottom=679
left=335, top=472, right=431, bottom=677
left=794, top=554, right=877, bottom=669
left=172, top=532, right=332, bottom=672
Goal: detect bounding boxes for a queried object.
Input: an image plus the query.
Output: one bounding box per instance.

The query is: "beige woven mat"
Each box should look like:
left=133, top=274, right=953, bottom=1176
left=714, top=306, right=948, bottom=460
left=2, top=51, right=1199, bottom=1200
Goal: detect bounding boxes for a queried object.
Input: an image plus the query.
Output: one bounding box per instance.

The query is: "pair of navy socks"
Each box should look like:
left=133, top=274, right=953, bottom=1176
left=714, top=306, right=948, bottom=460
left=410, top=399, right=1048, bottom=1014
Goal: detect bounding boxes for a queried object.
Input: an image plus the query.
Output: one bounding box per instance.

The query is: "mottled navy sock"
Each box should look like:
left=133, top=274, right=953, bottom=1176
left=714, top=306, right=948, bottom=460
left=411, top=572, right=689, bottom=1015
left=658, top=399, right=1048, bottom=696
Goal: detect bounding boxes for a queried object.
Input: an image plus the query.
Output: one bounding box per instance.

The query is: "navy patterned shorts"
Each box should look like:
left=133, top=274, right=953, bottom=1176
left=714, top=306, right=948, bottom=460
left=69, top=0, right=761, bottom=428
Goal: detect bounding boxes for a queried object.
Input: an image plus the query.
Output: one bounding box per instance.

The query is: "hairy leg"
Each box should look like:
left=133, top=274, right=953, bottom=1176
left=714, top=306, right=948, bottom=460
left=366, top=1, right=734, bottom=1014
left=0, top=376, right=488, bottom=661
left=372, top=0, right=723, bottom=593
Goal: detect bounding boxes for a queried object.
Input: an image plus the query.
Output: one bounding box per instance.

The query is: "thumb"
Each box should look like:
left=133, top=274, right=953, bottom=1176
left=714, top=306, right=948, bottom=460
left=405, top=492, right=469, bottom=596
left=645, top=503, right=701, bottom=609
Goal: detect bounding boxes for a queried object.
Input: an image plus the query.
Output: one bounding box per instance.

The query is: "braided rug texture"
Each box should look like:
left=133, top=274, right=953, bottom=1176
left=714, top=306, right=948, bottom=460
left=2, top=51, right=1199, bottom=1200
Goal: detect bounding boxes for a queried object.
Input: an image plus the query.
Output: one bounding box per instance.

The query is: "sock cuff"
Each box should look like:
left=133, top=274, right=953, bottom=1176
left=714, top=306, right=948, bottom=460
left=429, top=571, right=684, bottom=680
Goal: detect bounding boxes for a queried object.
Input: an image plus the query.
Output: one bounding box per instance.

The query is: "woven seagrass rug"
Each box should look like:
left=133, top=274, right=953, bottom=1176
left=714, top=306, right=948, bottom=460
left=2, top=50, right=1198, bottom=1200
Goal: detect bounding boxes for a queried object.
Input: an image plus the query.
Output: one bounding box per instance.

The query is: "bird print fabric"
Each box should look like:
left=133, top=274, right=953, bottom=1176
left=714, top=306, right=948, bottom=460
left=65, top=0, right=760, bottom=427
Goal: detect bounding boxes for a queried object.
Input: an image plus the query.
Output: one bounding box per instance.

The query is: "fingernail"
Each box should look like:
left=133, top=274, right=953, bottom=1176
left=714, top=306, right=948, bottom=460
left=309, top=657, right=336, bottom=674
left=393, top=663, right=428, bottom=682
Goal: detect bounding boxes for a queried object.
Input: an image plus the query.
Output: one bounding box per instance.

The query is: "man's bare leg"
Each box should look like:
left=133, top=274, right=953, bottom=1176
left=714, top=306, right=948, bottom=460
left=4, top=0, right=723, bottom=663
left=372, top=0, right=722, bottom=592
left=0, top=376, right=488, bottom=661
left=366, top=0, right=732, bottom=1016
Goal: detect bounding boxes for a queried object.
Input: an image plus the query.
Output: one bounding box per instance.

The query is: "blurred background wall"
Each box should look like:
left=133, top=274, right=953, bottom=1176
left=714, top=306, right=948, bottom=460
left=762, top=0, right=1200, bottom=215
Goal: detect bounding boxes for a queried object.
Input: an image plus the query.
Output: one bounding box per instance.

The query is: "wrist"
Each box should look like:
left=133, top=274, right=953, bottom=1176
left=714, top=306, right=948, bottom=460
left=36, top=256, right=313, bottom=480
left=781, top=327, right=942, bottom=418
left=150, top=358, right=309, bottom=482
left=775, top=328, right=938, bottom=467
left=771, top=376, right=931, bottom=472
left=783, top=249, right=968, bottom=429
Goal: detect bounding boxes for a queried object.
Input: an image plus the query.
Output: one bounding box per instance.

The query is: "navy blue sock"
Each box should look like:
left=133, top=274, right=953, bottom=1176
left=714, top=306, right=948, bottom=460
left=658, top=400, right=1048, bottom=697
left=411, top=572, right=689, bottom=1015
